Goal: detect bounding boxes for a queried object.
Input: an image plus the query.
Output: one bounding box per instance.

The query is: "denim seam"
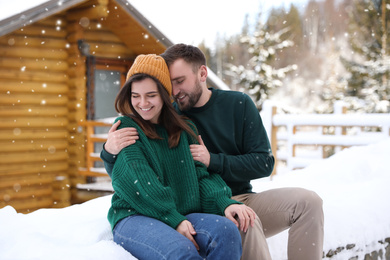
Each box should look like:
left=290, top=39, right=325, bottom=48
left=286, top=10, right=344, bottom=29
left=113, top=229, right=168, bottom=260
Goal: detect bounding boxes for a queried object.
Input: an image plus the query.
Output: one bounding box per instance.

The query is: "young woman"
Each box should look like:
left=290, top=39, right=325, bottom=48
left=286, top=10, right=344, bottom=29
left=106, top=54, right=255, bottom=260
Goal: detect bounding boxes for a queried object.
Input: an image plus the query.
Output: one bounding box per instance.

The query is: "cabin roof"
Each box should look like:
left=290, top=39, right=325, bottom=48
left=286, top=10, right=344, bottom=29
left=0, top=0, right=229, bottom=90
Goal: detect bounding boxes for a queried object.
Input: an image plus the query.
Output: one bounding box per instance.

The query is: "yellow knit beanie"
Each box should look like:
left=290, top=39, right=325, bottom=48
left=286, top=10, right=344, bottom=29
left=126, top=54, right=172, bottom=96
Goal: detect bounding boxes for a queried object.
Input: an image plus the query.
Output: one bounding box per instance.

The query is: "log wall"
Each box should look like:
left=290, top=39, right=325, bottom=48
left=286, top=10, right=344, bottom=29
left=0, top=15, right=71, bottom=213
left=0, top=0, right=140, bottom=213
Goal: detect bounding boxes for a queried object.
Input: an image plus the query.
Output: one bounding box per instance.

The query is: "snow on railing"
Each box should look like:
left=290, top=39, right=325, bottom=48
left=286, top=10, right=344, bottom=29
left=261, top=100, right=390, bottom=175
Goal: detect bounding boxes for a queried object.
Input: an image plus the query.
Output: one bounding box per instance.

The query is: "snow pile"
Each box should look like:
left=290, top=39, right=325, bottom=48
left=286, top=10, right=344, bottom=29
left=1, top=138, right=390, bottom=260
left=254, top=137, right=390, bottom=259
left=0, top=196, right=132, bottom=260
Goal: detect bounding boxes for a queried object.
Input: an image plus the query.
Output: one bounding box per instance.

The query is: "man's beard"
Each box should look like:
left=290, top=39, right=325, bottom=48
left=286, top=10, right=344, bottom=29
left=175, top=79, right=202, bottom=111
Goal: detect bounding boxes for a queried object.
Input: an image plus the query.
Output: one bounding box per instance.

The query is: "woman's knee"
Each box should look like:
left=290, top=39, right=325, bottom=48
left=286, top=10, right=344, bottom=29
left=187, top=214, right=242, bottom=258
left=209, top=216, right=242, bottom=249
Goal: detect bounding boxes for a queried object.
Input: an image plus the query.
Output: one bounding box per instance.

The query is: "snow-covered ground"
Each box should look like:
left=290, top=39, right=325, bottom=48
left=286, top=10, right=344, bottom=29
left=1, top=138, right=389, bottom=260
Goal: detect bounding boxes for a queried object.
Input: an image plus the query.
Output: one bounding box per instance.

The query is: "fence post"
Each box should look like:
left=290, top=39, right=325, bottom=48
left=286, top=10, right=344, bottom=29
left=260, top=100, right=278, bottom=177
left=271, top=106, right=278, bottom=177
left=334, top=101, right=347, bottom=153
left=286, top=123, right=294, bottom=171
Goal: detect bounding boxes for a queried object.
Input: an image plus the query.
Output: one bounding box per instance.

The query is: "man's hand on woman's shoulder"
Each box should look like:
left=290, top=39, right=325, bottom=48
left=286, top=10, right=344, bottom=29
left=104, top=120, right=139, bottom=155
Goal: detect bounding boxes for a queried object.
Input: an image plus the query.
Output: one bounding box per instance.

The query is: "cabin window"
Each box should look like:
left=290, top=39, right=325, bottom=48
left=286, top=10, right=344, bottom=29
left=86, top=57, right=131, bottom=120
left=93, top=69, right=121, bottom=120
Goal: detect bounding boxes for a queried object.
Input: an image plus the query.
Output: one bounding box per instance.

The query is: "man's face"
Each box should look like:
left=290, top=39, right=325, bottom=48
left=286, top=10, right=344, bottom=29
left=169, top=59, right=202, bottom=111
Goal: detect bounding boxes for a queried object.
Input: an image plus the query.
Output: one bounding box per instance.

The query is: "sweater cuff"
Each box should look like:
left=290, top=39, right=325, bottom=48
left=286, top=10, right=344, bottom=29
left=163, top=211, right=188, bottom=230
left=101, top=143, right=118, bottom=164
left=208, top=153, right=222, bottom=174
left=216, top=197, right=243, bottom=215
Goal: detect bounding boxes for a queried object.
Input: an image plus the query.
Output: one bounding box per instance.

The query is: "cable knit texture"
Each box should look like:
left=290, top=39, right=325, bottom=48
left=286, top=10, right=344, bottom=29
left=107, top=116, right=239, bottom=230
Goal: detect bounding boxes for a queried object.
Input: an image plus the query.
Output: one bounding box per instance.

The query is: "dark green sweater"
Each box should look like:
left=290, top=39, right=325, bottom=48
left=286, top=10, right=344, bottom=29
left=175, top=88, right=275, bottom=195
left=102, top=88, right=274, bottom=196
left=107, top=116, right=239, bottom=230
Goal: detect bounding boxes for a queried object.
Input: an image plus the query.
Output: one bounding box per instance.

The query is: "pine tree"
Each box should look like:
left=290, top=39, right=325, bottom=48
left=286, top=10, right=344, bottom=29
left=341, top=0, right=390, bottom=112
left=215, top=14, right=254, bottom=91
left=228, top=14, right=297, bottom=109
left=266, top=4, right=303, bottom=69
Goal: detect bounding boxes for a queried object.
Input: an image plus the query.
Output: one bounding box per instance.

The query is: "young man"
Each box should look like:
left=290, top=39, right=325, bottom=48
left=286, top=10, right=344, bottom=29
left=101, top=44, right=324, bottom=260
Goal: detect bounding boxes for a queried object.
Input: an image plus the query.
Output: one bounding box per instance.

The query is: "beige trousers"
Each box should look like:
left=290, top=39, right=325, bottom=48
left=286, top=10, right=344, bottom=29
left=232, top=187, right=324, bottom=260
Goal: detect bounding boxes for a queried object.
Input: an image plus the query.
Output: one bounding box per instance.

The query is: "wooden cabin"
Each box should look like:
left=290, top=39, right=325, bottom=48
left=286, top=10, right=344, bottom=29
left=0, top=0, right=227, bottom=213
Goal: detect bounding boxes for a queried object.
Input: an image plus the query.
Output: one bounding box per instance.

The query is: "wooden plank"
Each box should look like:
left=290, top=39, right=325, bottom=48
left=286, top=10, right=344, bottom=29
left=0, top=161, right=68, bottom=175
left=83, top=30, right=122, bottom=43
left=0, top=57, right=69, bottom=71
left=0, top=69, right=68, bottom=83
left=0, top=116, right=68, bottom=128
left=66, top=5, right=108, bottom=21
left=13, top=25, right=68, bottom=38
left=68, top=77, right=86, bottom=89
left=88, top=41, right=133, bottom=56
left=67, top=65, right=86, bottom=78
left=0, top=128, right=68, bottom=140
left=0, top=185, right=53, bottom=200
left=0, top=93, right=69, bottom=106
left=67, top=145, right=78, bottom=157
left=0, top=81, right=69, bottom=94
left=52, top=175, right=71, bottom=189
left=67, top=114, right=86, bottom=129
left=78, top=168, right=108, bottom=177
left=90, top=136, right=108, bottom=142
left=0, top=35, right=69, bottom=49
left=36, top=16, right=68, bottom=27
left=78, top=121, right=112, bottom=127
left=0, top=106, right=68, bottom=117
left=87, top=52, right=132, bottom=59
left=0, top=46, right=68, bottom=60
left=0, top=150, right=68, bottom=164
left=67, top=55, right=86, bottom=70
left=52, top=189, right=71, bottom=201
left=0, top=173, right=55, bottom=189
left=0, top=139, right=68, bottom=152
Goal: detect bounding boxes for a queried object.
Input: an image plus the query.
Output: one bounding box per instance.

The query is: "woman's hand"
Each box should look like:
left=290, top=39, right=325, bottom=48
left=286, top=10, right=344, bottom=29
left=224, top=204, right=256, bottom=233
left=176, top=220, right=199, bottom=250
left=190, top=135, right=210, bottom=167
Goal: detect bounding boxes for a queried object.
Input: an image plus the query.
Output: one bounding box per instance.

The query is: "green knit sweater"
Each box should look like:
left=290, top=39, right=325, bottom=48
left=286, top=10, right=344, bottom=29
left=107, top=116, right=239, bottom=230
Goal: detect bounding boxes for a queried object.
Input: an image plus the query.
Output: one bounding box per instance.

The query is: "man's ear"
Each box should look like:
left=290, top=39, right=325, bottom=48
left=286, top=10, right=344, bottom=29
left=199, top=65, right=208, bottom=82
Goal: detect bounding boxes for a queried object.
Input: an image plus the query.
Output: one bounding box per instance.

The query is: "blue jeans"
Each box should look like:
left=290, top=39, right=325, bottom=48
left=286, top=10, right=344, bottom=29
left=113, top=213, right=242, bottom=260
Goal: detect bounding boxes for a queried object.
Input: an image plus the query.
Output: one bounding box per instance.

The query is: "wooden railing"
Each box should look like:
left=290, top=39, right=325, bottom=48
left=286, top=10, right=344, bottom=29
left=78, top=120, right=113, bottom=177
left=79, top=105, right=390, bottom=178
left=261, top=101, right=390, bottom=175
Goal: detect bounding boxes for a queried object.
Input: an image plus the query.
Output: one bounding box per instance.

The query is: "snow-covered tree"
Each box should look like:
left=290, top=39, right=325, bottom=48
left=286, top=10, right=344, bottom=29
left=228, top=17, right=297, bottom=109
left=339, top=0, right=390, bottom=113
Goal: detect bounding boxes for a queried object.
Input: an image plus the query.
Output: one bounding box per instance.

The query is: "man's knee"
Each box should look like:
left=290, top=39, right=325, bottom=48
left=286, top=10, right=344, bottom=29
left=296, top=188, right=323, bottom=219
left=305, top=189, right=323, bottom=211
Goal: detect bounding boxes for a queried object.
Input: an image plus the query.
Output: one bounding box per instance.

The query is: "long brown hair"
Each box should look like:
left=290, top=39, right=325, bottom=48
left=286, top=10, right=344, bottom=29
left=115, top=73, right=198, bottom=147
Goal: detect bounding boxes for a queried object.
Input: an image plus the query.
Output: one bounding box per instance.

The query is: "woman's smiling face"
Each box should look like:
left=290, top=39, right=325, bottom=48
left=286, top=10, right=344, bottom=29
left=131, top=77, right=163, bottom=124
